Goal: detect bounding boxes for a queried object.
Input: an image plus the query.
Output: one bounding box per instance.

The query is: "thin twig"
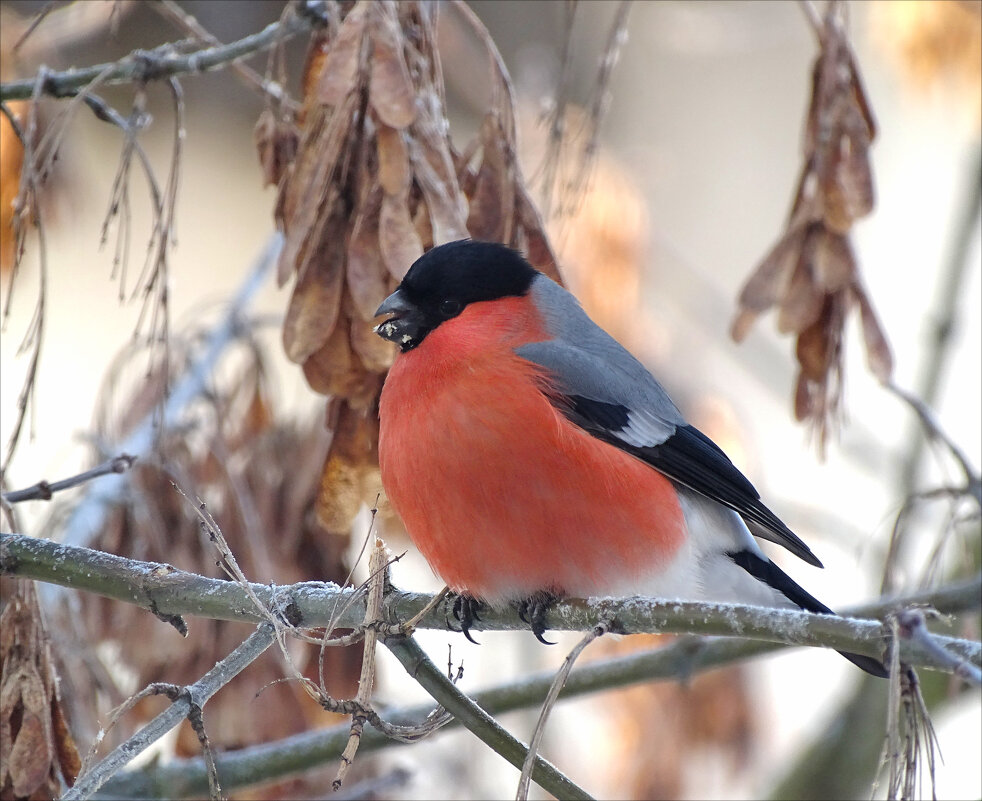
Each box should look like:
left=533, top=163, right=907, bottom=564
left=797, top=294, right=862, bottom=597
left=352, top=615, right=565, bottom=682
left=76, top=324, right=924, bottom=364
left=1, top=454, right=136, bottom=504
left=384, top=635, right=595, bottom=801
left=62, top=623, right=275, bottom=801
left=80, top=682, right=224, bottom=801
left=516, top=620, right=609, bottom=801
left=333, top=539, right=388, bottom=790
left=2, top=66, right=49, bottom=476
left=0, top=6, right=324, bottom=102
left=152, top=0, right=300, bottom=114
left=886, top=380, right=982, bottom=505
left=899, top=147, right=982, bottom=496
left=51, top=234, right=279, bottom=556
left=797, top=0, right=825, bottom=41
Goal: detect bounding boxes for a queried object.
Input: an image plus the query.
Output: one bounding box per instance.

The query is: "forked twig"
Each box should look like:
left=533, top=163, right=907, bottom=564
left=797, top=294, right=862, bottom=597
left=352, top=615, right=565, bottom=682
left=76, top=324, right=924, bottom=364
left=152, top=0, right=299, bottom=114
left=886, top=380, right=982, bottom=505
left=63, top=623, right=275, bottom=801
left=384, top=635, right=594, bottom=801
left=0, top=6, right=324, bottom=102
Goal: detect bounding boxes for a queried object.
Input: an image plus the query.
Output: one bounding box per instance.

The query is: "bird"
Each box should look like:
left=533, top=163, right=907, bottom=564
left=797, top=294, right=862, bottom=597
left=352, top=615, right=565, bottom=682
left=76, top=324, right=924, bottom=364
left=374, top=239, right=886, bottom=677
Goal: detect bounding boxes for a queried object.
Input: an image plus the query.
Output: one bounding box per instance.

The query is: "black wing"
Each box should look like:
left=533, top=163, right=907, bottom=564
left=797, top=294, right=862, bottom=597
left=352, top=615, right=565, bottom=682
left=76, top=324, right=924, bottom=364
left=559, top=394, right=823, bottom=568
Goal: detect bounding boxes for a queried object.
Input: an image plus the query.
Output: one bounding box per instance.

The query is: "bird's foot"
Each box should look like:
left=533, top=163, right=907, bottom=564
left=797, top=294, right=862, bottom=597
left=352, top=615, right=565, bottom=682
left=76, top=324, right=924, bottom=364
left=449, top=593, right=485, bottom=644
left=516, top=591, right=558, bottom=645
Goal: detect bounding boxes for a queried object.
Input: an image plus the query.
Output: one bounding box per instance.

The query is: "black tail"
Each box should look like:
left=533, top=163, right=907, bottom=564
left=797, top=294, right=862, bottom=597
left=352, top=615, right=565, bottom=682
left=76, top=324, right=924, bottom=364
left=728, top=550, right=889, bottom=678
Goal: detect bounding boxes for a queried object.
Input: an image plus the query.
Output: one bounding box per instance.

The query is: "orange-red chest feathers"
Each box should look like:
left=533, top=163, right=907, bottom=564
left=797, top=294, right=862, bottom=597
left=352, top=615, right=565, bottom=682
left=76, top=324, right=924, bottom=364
left=378, top=295, right=687, bottom=605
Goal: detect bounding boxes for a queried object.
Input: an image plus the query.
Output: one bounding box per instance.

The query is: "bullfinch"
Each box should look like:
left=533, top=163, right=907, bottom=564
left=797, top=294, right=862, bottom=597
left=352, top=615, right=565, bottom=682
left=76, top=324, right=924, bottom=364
left=374, top=239, right=886, bottom=677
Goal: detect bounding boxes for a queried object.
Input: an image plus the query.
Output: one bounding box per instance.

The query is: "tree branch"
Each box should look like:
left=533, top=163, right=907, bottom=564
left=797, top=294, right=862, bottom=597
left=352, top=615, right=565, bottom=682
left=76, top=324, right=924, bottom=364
left=2, top=532, right=979, bottom=673
left=62, top=623, right=276, bottom=801
left=384, top=635, right=594, bottom=801
left=97, top=622, right=978, bottom=799
left=0, top=4, right=325, bottom=102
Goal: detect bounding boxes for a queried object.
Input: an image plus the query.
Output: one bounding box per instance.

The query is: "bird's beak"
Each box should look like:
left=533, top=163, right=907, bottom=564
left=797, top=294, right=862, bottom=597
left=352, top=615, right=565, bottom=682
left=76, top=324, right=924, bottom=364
left=374, top=289, right=413, bottom=320
left=374, top=289, right=423, bottom=350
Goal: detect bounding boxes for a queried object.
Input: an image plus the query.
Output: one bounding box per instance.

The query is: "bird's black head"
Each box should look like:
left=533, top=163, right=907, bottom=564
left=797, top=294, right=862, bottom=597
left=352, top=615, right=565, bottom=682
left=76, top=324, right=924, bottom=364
left=374, top=239, right=538, bottom=351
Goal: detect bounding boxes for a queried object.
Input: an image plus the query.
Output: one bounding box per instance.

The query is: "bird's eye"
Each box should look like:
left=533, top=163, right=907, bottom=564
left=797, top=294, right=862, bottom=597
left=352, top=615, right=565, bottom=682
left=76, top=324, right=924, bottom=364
left=440, top=299, right=462, bottom=317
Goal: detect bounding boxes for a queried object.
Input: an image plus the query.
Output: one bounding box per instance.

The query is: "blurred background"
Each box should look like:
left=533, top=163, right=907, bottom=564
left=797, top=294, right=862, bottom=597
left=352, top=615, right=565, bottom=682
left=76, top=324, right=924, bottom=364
left=1, top=1, right=979, bottom=799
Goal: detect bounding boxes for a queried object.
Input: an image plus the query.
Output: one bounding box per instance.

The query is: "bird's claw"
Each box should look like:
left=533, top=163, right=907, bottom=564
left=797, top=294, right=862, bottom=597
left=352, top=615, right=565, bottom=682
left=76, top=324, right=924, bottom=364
left=517, top=591, right=557, bottom=645
left=450, top=593, right=483, bottom=644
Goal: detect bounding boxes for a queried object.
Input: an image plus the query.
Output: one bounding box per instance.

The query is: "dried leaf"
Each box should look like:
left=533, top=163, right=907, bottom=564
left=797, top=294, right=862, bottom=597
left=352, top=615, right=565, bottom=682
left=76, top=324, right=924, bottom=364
left=254, top=109, right=299, bottom=189
left=317, top=2, right=369, bottom=106
left=516, top=188, right=562, bottom=283
left=277, top=97, right=356, bottom=286
left=795, top=302, right=834, bottom=381
left=777, top=258, right=825, bottom=335
left=794, top=371, right=814, bottom=422
left=379, top=192, right=423, bottom=280
left=316, top=398, right=382, bottom=533
left=0, top=582, right=79, bottom=799
left=302, top=325, right=379, bottom=407
left=368, top=3, right=417, bottom=129
left=282, top=235, right=345, bottom=364
left=377, top=124, right=411, bottom=196
left=349, top=299, right=396, bottom=371
left=298, top=30, right=330, bottom=113
left=408, top=96, right=469, bottom=243
left=347, top=191, right=392, bottom=321
left=824, top=134, right=874, bottom=232
left=741, top=227, right=806, bottom=314
left=466, top=117, right=515, bottom=242
left=854, top=282, right=894, bottom=382
left=811, top=227, right=855, bottom=291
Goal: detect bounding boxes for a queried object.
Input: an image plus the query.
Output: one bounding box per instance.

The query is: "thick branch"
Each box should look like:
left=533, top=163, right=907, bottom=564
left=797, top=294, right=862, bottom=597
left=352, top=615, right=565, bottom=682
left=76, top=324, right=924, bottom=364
left=0, top=6, right=322, bottom=102
left=2, top=533, right=979, bottom=673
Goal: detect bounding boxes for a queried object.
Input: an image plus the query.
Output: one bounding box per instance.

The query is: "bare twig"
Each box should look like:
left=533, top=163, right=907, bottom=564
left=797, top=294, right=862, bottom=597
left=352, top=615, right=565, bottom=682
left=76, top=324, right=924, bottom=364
left=561, top=0, right=630, bottom=218
left=886, top=380, right=982, bottom=506
left=130, top=76, right=184, bottom=378
left=896, top=608, right=981, bottom=685
left=332, top=539, right=388, bottom=790
left=2, top=67, right=49, bottom=476
left=516, top=620, right=609, bottom=801
left=531, top=1, right=631, bottom=228
left=0, top=6, right=324, bottom=102
left=52, top=234, right=279, bottom=556
left=151, top=0, right=300, bottom=114
left=11, top=1, right=58, bottom=54
left=899, top=147, right=982, bottom=496
left=81, top=681, right=224, bottom=801
left=384, top=634, right=595, bottom=801
left=882, top=656, right=941, bottom=801
left=63, top=623, right=275, bottom=801
left=797, top=0, right=825, bottom=40
left=1, top=454, right=136, bottom=504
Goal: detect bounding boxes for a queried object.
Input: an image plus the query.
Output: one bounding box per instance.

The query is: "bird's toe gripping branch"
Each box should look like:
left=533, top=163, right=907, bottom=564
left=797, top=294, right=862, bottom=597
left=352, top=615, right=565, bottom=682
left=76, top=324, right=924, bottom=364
left=449, top=593, right=485, bottom=644
left=517, top=591, right=559, bottom=645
